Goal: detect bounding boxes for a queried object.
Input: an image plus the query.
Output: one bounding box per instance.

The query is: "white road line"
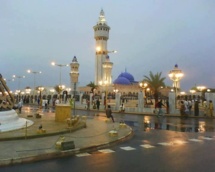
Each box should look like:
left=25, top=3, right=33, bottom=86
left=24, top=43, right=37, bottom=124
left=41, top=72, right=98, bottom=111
left=140, top=144, right=155, bottom=148
left=76, top=153, right=91, bottom=157
left=98, top=149, right=115, bottom=153
left=120, top=146, right=136, bottom=151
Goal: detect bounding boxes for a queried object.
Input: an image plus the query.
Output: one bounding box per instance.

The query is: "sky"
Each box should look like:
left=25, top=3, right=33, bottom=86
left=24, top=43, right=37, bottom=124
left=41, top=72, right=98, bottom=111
left=1, top=0, right=215, bottom=92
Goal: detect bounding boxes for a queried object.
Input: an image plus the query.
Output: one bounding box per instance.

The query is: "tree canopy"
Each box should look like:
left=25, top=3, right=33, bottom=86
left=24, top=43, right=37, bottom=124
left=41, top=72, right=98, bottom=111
left=143, top=71, right=166, bottom=104
left=86, top=81, right=98, bottom=92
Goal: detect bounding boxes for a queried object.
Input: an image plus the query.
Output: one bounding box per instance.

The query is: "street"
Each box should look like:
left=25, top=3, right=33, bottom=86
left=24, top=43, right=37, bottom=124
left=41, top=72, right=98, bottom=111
left=1, top=109, right=215, bottom=172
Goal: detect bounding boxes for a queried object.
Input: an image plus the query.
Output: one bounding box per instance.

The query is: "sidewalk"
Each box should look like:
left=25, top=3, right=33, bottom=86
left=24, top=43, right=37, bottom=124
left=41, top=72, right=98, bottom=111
left=0, top=108, right=133, bottom=166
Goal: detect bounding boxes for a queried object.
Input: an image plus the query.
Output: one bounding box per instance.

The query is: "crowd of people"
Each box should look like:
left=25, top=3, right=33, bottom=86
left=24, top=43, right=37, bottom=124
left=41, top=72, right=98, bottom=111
left=179, top=99, right=214, bottom=117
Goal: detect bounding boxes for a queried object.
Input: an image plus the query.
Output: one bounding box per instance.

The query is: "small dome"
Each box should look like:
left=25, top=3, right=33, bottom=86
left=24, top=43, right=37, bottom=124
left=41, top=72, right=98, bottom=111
left=113, top=76, right=131, bottom=85
left=118, top=72, right=134, bottom=82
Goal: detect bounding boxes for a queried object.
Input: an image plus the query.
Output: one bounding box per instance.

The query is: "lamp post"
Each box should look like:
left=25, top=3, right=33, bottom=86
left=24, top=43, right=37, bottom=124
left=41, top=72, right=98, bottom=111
left=99, top=80, right=108, bottom=109
left=139, top=82, right=148, bottom=92
left=139, top=82, right=148, bottom=106
left=25, top=86, right=31, bottom=104
left=4, top=78, right=15, bottom=89
left=168, top=64, right=184, bottom=109
left=197, top=86, right=206, bottom=100
left=51, top=62, right=69, bottom=86
left=70, top=56, right=80, bottom=117
left=13, top=75, right=25, bottom=101
left=38, top=86, right=44, bottom=109
left=27, top=70, right=42, bottom=103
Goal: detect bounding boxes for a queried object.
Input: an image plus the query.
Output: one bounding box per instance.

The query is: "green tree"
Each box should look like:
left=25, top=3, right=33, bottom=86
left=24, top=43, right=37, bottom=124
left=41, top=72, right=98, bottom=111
left=87, top=81, right=98, bottom=92
left=143, top=71, right=166, bottom=106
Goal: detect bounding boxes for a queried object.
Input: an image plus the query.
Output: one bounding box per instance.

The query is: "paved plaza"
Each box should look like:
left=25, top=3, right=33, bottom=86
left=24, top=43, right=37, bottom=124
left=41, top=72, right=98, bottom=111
left=0, top=106, right=132, bottom=166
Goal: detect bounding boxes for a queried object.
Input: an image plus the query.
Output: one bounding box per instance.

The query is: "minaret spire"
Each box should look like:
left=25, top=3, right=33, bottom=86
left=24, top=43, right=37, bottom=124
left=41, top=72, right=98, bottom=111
left=98, top=9, right=106, bottom=25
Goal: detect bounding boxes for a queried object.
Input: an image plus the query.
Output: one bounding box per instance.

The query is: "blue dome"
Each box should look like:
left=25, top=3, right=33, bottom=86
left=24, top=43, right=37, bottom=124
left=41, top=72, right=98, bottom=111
left=113, top=76, right=131, bottom=85
left=118, top=72, right=134, bottom=82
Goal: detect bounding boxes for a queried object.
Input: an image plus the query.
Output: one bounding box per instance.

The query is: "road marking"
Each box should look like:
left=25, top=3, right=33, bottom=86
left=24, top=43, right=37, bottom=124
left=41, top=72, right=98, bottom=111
left=173, top=140, right=189, bottom=145
left=98, top=149, right=115, bottom=153
left=76, top=153, right=91, bottom=157
left=188, top=139, right=203, bottom=142
left=120, top=146, right=136, bottom=151
left=140, top=144, right=155, bottom=148
left=202, top=137, right=214, bottom=140
left=157, top=142, right=173, bottom=146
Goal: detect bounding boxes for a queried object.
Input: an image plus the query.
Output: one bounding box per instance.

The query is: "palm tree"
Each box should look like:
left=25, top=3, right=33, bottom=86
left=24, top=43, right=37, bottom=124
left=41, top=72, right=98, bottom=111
left=143, top=71, right=166, bottom=106
left=87, top=81, right=98, bottom=93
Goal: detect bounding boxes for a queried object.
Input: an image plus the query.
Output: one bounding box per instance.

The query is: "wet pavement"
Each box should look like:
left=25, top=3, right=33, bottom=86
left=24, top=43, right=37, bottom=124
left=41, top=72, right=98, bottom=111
left=0, top=106, right=133, bottom=166
left=0, top=104, right=215, bottom=167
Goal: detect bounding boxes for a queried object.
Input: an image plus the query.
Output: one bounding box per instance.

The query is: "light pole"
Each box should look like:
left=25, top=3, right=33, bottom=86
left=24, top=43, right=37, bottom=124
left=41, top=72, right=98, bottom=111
left=4, top=78, right=15, bottom=89
left=197, top=86, right=206, bottom=100
left=139, top=82, right=148, bottom=106
left=99, top=80, right=108, bottom=109
left=70, top=56, right=80, bottom=117
left=27, top=70, right=42, bottom=103
left=13, top=75, right=25, bottom=101
left=139, top=82, right=148, bottom=92
left=25, top=86, right=31, bottom=103
left=168, top=64, right=184, bottom=109
left=51, top=62, right=69, bottom=86
left=38, top=86, right=44, bottom=109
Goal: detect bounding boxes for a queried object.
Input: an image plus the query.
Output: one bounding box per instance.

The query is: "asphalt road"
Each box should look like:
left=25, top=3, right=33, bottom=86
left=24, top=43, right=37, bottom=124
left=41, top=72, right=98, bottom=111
left=1, top=109, right=215, bottom=172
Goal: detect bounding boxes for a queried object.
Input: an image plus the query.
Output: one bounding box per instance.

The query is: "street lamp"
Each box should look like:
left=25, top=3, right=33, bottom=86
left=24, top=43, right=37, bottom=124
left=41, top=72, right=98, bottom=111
left=168, top=64, right=184, bottom=109
left=113, top=89, right=118, bottom=93
left=38, top=86, right=44, bottom=109
left=51, top=62, right=69, bottom=86
left=139, top=82, right=148, bottom=90
left=27, top=70, right=42, bottom=103
left=25, top=86, right=31, bottom=104
left=197, top=85, right=206, bottom=101
left=70, top=56, right=80, bottom=117
left=96, top=46, right=117, bottom=54
left=99, top=80, right=108, bottom=109
left=13, top=75, right=25, bottom=101
left=4, top=78, right=15, bottom=88
left=139, top=82, right=148, bottom=105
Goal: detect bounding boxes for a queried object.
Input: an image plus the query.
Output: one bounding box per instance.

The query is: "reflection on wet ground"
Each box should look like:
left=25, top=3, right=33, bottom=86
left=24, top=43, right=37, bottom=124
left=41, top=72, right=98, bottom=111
left=24, top=106, right=215, bottom=133
left=75, top=109, right=215, bottom=133
left=74, top=109, right=215, bottom=133
left=124, top=116, right=215, bottom=133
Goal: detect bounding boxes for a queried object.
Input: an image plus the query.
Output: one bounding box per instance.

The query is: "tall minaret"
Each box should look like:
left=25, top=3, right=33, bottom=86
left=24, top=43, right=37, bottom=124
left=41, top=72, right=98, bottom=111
left=102, top=55, right=113, bottom=84
left=93, top=9, right=110, bottom=85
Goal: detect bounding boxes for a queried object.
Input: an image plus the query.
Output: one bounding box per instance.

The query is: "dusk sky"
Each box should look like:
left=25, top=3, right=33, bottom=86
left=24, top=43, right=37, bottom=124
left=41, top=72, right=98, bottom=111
left=1, top=0, right=215, bottom=92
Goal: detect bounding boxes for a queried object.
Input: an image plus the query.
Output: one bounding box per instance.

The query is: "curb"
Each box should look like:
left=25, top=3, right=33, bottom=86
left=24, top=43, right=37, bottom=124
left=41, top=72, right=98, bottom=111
left=0, top=122, right=86, bottom=141
left=0, top=125, right=133, bottom=167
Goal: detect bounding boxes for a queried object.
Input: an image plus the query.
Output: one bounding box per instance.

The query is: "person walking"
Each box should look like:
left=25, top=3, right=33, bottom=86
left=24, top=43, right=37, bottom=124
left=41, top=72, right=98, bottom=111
left=209, top=100, right=214, bottom=117
left=156, top=100, right=165, bottom=116
left=203, top=99, right=208, bottom=116
left=17, top=99, right=23, bottom=114
left=180, top=101, right=186, bottom=117
left=96, top=99, right=100, bottom=110
left=87, top=99, right=90, bottom=110
left=105, top=105, right=114, bottom=122
left=188, top=99, right=192, bottom=115
left=165, top=99, right=169, bottom=114
left=194, top=100, right=199, bottom=116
